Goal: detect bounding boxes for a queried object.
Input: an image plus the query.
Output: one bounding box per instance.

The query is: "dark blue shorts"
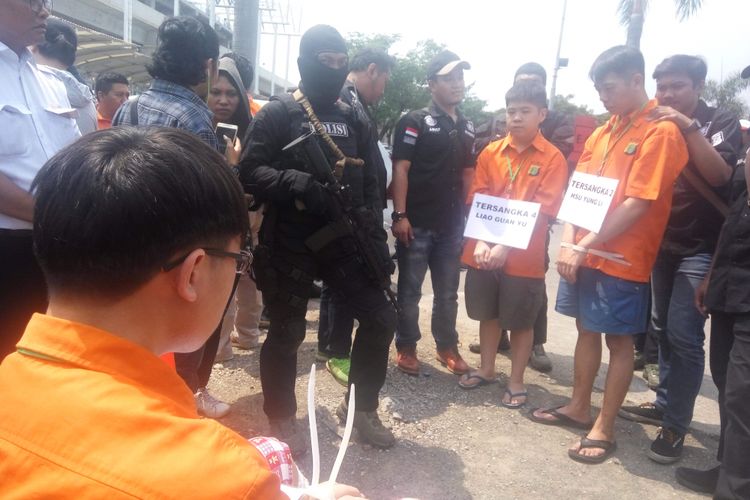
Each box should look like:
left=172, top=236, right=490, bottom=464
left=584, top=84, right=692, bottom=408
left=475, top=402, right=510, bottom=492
left=555, top=267, right=649, bottom=335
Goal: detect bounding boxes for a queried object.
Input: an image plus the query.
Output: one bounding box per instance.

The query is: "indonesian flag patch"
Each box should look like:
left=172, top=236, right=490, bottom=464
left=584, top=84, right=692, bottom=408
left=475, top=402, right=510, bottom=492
left=403, top=126, right=419, bottom=145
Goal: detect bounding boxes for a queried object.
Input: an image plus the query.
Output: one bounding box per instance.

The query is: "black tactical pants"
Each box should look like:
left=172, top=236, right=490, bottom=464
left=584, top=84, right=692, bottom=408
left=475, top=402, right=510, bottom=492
left=255, top=236, right=396, bottom=419
left=713, top=312, right=750, bottom=499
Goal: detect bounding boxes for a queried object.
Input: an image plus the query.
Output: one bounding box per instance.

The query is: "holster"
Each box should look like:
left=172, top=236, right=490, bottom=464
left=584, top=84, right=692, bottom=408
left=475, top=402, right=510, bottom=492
left=250, top=244, right=278, bottom=297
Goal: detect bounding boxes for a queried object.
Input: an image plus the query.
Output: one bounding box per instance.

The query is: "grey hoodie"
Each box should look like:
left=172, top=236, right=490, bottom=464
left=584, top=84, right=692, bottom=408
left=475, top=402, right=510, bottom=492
left=42, top=65, right=98, bottom=135
left=217, top=57, right=252, bottom=140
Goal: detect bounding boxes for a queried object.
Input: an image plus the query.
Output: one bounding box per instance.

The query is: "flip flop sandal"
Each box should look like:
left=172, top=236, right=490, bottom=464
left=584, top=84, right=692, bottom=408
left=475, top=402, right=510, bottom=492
left=501, top=388, right=528, bottom=409
left=458, top=372, right=498, bottom=390
left=529, top=406, right=594, bottom=430
left=568, top=436, right=618, bottom=464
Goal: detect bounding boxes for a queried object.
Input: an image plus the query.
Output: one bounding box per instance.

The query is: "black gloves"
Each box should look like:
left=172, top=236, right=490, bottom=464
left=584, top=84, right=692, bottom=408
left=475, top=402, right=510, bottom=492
left=300, top=180, right=330, bottom=216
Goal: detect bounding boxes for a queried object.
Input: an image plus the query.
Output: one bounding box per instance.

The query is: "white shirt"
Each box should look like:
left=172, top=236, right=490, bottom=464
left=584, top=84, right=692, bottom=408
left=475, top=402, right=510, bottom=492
left=0, top=42, right=80, bottom=229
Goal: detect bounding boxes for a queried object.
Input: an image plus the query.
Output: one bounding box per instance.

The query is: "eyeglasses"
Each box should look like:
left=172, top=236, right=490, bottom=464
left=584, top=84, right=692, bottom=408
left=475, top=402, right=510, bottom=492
left=29, top=0, right=53, bottom=14
left=163, top=248, right=252, bottom=275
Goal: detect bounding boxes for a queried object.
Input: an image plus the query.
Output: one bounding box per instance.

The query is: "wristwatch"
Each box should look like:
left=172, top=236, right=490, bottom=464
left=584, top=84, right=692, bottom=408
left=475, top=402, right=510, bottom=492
left=681, top=118, right=701, bottom=135
left=391, top=211, right=407, bottom=222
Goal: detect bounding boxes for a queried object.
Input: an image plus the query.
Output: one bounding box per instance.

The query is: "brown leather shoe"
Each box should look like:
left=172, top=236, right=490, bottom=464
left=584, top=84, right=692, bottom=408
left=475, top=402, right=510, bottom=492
left=396, top=345, right=420, bottom=375
left=436, top=347, right=470, bottom=375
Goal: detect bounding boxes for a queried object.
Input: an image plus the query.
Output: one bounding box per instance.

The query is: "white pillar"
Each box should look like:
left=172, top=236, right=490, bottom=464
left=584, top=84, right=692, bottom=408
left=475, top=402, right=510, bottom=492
left=208, top=0, right=216, bottom=26
left=123, top=0, right=133, bottom=43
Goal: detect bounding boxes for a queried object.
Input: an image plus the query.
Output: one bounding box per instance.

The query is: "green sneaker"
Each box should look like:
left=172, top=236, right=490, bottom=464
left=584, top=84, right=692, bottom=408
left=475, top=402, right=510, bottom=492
left=643, top=363, right=660, bottom=390
left=326, top=357, right=350, bottom=386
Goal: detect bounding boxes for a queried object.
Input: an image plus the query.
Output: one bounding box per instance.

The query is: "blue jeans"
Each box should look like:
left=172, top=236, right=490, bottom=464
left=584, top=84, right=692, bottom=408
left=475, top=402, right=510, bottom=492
left=395, top=226, right=462, bottom=350
left=652, top=252, right=712, bottom=435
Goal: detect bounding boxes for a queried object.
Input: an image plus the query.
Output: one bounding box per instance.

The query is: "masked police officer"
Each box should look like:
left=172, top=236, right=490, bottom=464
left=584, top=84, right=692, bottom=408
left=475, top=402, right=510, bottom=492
left=239, top=25, right=396, bottom=457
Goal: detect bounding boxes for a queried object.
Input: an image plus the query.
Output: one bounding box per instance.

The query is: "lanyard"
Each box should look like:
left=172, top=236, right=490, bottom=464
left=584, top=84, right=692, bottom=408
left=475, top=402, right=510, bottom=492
left=596, top=101, right=648, bottom=176
left=504, top=150, right=533, bottom=195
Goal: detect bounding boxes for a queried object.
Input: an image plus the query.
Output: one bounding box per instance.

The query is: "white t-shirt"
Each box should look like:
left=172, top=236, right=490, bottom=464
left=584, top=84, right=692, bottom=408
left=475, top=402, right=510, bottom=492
left=0, top=43, right=80, bottom=229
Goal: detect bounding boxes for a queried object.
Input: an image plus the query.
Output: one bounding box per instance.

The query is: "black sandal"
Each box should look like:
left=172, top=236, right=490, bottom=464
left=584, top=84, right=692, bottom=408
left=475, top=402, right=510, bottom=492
left=529, top=406, right=594, bottom=430
left=568, top=436, right=618, bottom=464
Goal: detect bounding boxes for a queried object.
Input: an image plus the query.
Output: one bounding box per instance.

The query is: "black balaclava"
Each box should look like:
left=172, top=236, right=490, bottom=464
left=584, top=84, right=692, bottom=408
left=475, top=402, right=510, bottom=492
left=297, top=25, right=348, bottom=108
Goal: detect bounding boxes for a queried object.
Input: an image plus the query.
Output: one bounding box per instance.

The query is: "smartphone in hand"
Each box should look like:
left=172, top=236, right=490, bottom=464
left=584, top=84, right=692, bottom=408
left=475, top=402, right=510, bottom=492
left=215, top=122, right=239, bottom=150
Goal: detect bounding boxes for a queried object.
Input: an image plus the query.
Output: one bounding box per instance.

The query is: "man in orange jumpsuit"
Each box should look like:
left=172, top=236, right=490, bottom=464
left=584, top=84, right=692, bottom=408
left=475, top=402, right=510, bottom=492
left=0, top=126, right=362, bottom=499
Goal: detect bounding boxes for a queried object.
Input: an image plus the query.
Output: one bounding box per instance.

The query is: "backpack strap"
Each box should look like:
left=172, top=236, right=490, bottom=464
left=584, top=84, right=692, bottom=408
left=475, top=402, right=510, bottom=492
left=129, top=95, right=140, bottom=126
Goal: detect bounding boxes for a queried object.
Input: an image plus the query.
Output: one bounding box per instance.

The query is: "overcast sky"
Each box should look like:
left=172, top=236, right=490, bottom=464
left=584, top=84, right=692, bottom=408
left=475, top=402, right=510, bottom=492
left=256, top=0, right=750, bottom=115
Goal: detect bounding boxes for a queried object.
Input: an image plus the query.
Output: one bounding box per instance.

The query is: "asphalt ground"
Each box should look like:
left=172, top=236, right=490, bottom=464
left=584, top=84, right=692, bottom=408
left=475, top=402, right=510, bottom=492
left=210, top=225, right=719, bottom=499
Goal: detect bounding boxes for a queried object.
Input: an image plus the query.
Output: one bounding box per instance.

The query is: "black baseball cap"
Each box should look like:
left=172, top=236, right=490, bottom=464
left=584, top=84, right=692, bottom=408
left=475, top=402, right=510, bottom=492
left=427, top=50, right=471, bottom=80
left=742, top=64, right=750, bottom=79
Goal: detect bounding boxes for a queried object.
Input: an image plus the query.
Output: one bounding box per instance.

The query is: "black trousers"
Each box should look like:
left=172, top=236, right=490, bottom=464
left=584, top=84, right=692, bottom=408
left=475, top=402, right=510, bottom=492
left=318, top=284, right=354, bottom=358
left=174, top=325, right=222, bottom=392
left=174, top=274, right=239, bottom=392
left=258, top=238, right=396, bottom=418
left=0, top=230, right=47, bottom=360
left=713, top=312, right=750, bottom=499
left=634, top=284, right=658, bottom=364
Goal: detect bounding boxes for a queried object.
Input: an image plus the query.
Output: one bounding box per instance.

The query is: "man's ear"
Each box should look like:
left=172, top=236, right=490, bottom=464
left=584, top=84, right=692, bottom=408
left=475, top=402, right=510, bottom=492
left=96, top=91, right=105, bottom=102
left=695, top=79, right=705, bottom=95
left=175, top=249, right=206, bottom=303
left=539, top=107, right=548, bottom=124
left=366, top=62, right=379, bottom=80
left=632, top=72, right=644, bottom=88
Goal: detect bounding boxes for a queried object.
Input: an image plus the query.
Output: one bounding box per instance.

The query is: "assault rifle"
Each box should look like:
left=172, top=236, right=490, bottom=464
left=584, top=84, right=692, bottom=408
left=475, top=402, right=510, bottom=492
left=282, top=131, right=398, bottom=312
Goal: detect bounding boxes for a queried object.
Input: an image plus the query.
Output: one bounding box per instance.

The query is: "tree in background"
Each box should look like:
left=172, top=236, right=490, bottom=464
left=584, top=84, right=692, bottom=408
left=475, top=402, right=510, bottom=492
left=703, top=71, right=750, bottom=118
left=617, top=0, right=703, bottom=49
left=346, top=33, right=489, bottom=142
left=551, top=94, right=595, bottom=118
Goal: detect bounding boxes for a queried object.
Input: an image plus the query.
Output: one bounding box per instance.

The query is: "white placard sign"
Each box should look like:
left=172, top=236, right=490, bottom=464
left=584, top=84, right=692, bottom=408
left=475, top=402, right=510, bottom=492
left=556, top=171, right=619, bottom=233
left=464, top=193, right=541, bottom=250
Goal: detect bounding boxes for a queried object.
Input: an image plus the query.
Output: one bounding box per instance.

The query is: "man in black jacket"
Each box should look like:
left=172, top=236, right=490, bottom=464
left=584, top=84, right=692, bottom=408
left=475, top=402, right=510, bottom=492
left=239, top=25, right=396, bottom=457
left=618, top=55, right=740, bottom=465
left=317, top=47, right=394, bottom=385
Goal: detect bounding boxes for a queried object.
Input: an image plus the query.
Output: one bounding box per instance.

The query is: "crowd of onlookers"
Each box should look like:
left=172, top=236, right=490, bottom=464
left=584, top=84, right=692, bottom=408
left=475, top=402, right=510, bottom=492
left=2, top=1, right=750, bottom=498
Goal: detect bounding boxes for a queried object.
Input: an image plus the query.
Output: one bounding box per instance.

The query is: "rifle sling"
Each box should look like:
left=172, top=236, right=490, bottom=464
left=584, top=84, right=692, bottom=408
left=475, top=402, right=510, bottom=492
left=292, top=89, right=364, bottom=180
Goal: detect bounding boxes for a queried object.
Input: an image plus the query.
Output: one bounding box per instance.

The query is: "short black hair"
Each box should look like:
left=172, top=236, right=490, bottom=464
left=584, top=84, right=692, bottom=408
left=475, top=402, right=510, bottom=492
left=32, top=127, right=248, bottom=299
left=94, top=72, right=129, bottom=95
left=147, top=16, right=220, bottom=87
left=514, top=62, right=547, bottom=86
left=505, top=80, right=548, bottom=109
left=221, top=52, right=254, bottom=91
left=652, top=54, right=707, bottom=85
left=349, top=48, right=396, bottom=73
left=589, top=45, right=645, bottom=84
left=38, top=19, right=78, bottom=67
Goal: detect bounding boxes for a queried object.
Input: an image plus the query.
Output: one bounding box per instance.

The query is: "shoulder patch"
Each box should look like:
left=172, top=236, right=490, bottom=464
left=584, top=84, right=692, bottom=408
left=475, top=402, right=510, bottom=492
left=403, top=126, right=419, bottom=145
left=711, top=131, right=724, bottom=147
left=466, top=121, right=475, bottom=133
left=424, top=115, right=437, bottom=127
